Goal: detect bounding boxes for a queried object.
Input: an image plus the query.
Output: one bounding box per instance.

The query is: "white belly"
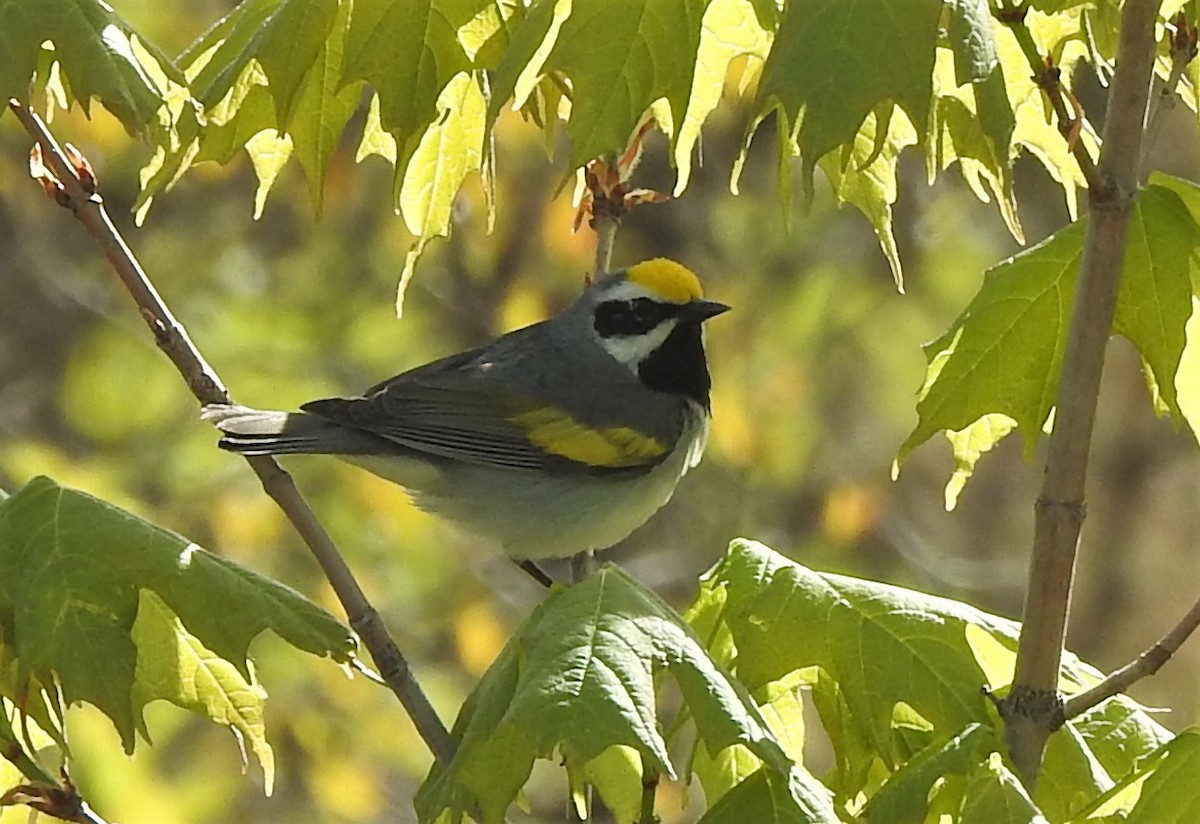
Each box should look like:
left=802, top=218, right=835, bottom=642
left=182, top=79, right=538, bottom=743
left=348, top=405, right=709, bottom=559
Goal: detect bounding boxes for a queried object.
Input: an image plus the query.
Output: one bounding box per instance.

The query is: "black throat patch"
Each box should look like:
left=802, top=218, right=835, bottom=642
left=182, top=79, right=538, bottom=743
left=637, top=321, right=712, bottom=408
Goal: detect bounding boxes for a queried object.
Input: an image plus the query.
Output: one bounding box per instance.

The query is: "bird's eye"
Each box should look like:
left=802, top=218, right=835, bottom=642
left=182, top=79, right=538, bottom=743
left=594, top=298, right=667, bottom=337
left=630, top=298, right=658, bottom=322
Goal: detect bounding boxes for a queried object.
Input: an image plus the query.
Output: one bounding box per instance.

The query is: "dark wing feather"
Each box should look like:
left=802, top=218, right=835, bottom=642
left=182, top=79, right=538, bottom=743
left=301, top=338, right=590, bottom=473
left=303, top=378, right=667, bottom=475
left=302, top=327, right=670, bottom=475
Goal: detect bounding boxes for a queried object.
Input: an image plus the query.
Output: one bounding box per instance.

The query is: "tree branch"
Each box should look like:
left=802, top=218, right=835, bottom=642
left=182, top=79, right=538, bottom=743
left=8, top=100, right=456, bottom=768
left=1063, top=591, right=1200, bottom=719
left=592, top=212, right=618, bottom=278
left=998, top=0, right=1163, bottom=789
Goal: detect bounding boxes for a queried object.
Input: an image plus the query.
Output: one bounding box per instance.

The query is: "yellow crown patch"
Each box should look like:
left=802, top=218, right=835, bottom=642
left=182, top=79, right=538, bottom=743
left=626, top=258, right=703, bottom=303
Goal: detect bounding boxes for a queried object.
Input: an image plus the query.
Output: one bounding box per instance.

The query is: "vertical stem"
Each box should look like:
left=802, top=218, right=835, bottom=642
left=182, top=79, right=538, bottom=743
left=1002, top=0, right=1163, bottom=787
left=638, top=763, right=660, bottom=824
left=592, top=214, right=618, bottom=278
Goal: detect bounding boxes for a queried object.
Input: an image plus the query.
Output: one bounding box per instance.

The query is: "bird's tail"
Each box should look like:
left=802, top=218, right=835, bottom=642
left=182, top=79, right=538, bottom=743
left=202, top=403, right=380, bottom=456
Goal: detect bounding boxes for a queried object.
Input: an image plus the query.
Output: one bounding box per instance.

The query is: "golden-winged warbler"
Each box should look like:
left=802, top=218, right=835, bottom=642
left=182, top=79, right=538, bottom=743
left=203, top=258, right=728, bottom=560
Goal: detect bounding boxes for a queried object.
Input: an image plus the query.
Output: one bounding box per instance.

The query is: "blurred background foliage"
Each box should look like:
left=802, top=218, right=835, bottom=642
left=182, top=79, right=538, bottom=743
left=4, top=1, right=1200, bottom=821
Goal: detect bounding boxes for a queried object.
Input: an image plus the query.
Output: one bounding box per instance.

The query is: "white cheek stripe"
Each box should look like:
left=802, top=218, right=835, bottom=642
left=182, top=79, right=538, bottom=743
left=597, top=319, right=677, bottom=371
left=602, top=280, right=659, bottom=302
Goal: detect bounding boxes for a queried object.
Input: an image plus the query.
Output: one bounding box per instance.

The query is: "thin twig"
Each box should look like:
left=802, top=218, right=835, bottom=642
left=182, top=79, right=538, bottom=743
left=8, top=100, right=456, bottom=768
left=997, top=0, right=1164, bottom=789
left=0, top=737, right=57, bottom=788
left=1064, top=592, right=1200, bottom=719
left=995, top=0, right=1103, bottom=191
left=0, top=772, right=112, bottom=824
left=592, top=215, right=618, bottom=278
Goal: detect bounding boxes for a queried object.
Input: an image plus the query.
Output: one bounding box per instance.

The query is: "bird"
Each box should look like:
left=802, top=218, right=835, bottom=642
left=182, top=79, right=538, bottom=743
left=203, top=258, right=728, bottom=564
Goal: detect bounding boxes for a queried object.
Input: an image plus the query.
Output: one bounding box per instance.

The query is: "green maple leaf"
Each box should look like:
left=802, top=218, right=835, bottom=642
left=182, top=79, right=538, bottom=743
left=137, top=0, right=363, bottom=219
left=751, top=0, right=943, bottom=173
left=0, top=0, right=173, bottom=131
left=0, top=477, right=355, bottom=769
left=897, top=178, right=1200, bottom=506
left=686, top=540, right=1171, bottom=816
left=1121, top=731, right=1200, bottom=823
left=489, top=0, right=708, bottom=170
left=415, top=564, right=791, bottom=824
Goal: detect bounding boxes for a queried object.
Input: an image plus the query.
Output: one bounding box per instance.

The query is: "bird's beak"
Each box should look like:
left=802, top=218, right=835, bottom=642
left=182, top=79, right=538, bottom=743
left=685, top=299, right=731, bottom=321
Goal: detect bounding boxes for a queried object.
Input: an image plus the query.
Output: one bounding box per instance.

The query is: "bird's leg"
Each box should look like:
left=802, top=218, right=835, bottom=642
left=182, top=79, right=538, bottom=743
left=518, top=559, right=554, bottom=588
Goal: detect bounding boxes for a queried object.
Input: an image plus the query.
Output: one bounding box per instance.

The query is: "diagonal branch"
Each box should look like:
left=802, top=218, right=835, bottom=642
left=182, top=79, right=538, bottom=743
left=1063, top=591, right=1200, bottom=719
left=7, top=100, right=456, bottom=768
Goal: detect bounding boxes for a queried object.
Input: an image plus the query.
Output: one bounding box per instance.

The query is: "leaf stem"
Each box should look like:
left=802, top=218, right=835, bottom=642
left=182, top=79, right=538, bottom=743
left=7, top=101, right=457, bottom=769
left=997, top=0, right=1163, bottom=789
left=0, top=715, right=56, bottom=787
left=593, top=213, right=618, bottom=278
left=994, top=0, right=1102, bottom=190
left=638, top=761, right=660, bottom=824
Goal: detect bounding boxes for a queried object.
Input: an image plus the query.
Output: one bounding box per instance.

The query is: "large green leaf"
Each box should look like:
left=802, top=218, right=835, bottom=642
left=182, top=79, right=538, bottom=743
left=343, top=0, right=485, bottom=168
left=897, top=179, right=1200, bottom=505
left=1120, top=730, right=1200, bottom=823
left=489, top=0, right=709, bottom=171
left=0, top=476, right=355, bottom=755
left=689, top=541, right=1010, bottom=742
left=861, top=724, right=994, bottom=821
left=136, top=0, right=363, bottom=218
left=750, top=0, right=943, bottom=174
left=415, top=564, right=791, bottom=824
left=899, top=220, right=1083, bottom=470
left=687, top=540, right=1171, bottom=815
left=0, top=0, right=172, bottom=131
left=958, top=753, right=1046, bottom=823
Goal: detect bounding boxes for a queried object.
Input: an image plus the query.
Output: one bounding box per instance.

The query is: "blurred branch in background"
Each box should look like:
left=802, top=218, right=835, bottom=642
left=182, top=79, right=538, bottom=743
left=1141, top=11, right=1199, bottom=174
left=6, top=100, right=456, bottom=769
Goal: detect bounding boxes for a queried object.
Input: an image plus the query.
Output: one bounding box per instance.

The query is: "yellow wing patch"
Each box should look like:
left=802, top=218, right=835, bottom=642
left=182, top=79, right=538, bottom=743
left=512, top=407, right=668, bottom=468
left=625, top=258, right=703, bottom=304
